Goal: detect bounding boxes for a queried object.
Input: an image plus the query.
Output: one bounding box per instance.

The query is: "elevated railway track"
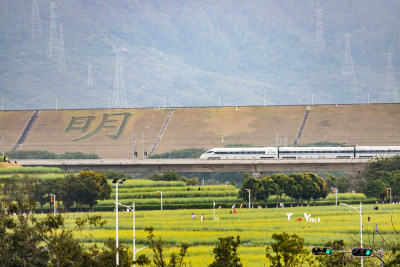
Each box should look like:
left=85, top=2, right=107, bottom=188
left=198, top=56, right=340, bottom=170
left=18, top=158, right=370, bottom=175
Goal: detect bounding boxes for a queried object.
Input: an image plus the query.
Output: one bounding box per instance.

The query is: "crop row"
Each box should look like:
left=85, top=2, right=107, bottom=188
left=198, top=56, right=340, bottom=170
left=98, top=196, right=240, bottom=206
left=113, top=184, right=236, bottom=192
left=111, top=190, right=238, bottom=199
left=108, top=179, right=186, bottom=188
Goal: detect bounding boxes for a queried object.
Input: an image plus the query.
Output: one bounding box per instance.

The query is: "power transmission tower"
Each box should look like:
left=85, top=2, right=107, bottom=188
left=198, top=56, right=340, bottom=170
left=342, top=33, right=355, bottom=80
left=314, top=9, right=325, bottom=57
left=31, top=0, right=43, bottom=38
left=384, top=53, right=397, bottom=99
left=111, top=45, right=128, bottom=107
left=87, top=60, right=93, bottom=88
left=48, top=2, right=60, bottom=59
left=58, top=24, right=67, bottom=72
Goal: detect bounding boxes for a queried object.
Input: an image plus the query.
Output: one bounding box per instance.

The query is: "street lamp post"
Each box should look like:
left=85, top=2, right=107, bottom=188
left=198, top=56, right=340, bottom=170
left=49, top=194, right=56, bottom=214
left=341, top=202, right=363, bottom=267
left=245, top=189, right=251, bottom=209
left=115, top=201, right=148, bottom=267
left=331, top=187, right=338, bottom=205
left=113, top=178, right=126, bottom=266
left=157, top=191, right=163, bottom=210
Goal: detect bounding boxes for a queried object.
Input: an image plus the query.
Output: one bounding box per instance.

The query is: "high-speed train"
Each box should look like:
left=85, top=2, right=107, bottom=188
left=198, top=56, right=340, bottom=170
left=199, top=146, right=400, bottom=160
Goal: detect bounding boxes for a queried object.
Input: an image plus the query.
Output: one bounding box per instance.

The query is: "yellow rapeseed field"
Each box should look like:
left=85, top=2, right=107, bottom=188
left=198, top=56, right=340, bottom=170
left=52, top=203, right=400, bottom=266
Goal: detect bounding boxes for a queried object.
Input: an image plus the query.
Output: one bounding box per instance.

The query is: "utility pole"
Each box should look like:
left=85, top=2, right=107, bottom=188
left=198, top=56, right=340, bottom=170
left=132, top=135, right=137, bottom=160
left=31, top=0, right=43, bottom=38
left=58, top=24, right=67, bottom=72
left=314, top=9, right=325, bottom=57
left=111, top=45, right=128, bottom=107
left=342, top=33, right=355, bottom=80
left=48, top=2, right=60, bottom=59
left=142, top=133, right=146, bottom=159
left=275, top=133, right=280, bottom=147
left=1, top=136, right=4, bottom=157
left=282, top=133, right=288, bottom=147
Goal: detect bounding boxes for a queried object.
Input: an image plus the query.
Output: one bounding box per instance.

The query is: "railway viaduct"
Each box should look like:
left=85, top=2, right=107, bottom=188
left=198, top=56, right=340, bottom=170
left=18, top=158, right=370, bottom=176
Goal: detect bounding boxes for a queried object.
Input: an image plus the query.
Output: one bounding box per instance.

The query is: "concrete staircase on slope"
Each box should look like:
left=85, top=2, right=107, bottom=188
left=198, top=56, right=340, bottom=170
left=293, top=106, right=311, bottom=145
left=12, top=110, right=41, bottom=151
left=148, top=108, right=174, bottom=157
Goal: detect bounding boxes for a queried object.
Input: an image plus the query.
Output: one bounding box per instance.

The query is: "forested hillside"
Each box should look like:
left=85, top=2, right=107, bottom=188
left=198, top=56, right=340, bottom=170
left=0, top=0, right=399, bottom=109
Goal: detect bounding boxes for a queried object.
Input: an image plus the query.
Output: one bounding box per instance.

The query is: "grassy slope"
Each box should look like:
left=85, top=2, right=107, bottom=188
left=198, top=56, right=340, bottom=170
left=301, top=104, right=400, bottom=146
left=0, top=111, right=32, bottom=151
left=1, top=104, right=399, bottom=158
left=154, top=106, right=306, bottom=154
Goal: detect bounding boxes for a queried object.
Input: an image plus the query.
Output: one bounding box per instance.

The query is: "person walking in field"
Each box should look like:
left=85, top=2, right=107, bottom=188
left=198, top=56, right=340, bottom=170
left=192, top=213, right=196, bottom=220
left=375, top=224, right=379, bottom=234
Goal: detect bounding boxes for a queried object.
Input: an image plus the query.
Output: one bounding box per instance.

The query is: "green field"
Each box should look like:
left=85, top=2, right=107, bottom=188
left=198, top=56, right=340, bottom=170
left=50, top=203, right=400, bottom=266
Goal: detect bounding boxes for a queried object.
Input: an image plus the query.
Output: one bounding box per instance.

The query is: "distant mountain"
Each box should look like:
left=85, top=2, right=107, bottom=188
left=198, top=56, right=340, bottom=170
left=0, top=0, right=399, bottom=110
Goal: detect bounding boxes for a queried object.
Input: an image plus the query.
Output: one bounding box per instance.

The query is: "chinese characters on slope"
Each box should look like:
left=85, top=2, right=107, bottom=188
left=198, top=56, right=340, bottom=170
left=65, top=112, right=132, bottom=141
left=286, top=212, right=321, bottom=223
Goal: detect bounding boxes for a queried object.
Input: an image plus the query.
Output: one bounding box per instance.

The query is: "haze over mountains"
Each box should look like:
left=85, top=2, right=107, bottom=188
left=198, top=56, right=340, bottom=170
left=1, top=0, right=399, bottom=110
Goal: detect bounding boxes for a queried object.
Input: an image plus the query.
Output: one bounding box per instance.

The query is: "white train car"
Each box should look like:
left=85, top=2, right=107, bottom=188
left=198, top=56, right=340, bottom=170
left=279, top=146, right=355, bottom=159
left=200, top=147, right=278, bottom=160
left=355, top=146, right=400, bottom=158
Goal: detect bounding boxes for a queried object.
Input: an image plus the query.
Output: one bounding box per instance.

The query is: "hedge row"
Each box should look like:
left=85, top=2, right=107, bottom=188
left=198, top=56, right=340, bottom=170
left=0, top=167, right=63, bottom=174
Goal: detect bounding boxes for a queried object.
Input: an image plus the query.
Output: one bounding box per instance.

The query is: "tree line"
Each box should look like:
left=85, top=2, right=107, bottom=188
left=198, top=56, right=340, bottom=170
left=239, top=172, right=329, bottom=207
left=362, top=156, right=400, bottom=202
left=0, top=170, right=112, bottom=214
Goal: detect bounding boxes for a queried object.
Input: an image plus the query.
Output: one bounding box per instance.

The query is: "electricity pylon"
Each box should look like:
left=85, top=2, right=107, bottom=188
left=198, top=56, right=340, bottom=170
left=342, top=33, right=355, bottom=80
left=31, top=0, right=43, bottom=38
left=58, top=24, right=67, bottom=72
left=111, top=45, right=129, bottom=107
left=384, top=53, right=397, bottom=101
left=314, top=9, right=325, bottom=57
left=87, top=60, right=93, bottom=88
left=48, top=2, right=60, bottom=59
